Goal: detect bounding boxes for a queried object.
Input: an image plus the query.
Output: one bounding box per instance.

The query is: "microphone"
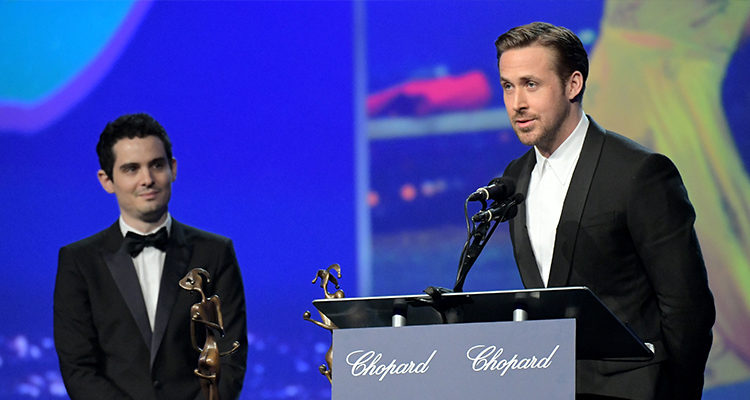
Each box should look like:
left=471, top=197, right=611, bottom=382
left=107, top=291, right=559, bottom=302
left=467, top=177, right=515, bottom=202
left=471, top=193, right=525, bottom=223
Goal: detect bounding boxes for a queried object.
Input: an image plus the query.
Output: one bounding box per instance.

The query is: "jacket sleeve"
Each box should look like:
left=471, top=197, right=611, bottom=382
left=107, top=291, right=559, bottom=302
left=53, top=246, right=133, bottom=400
left=626, top=154, right=715, bottom=398
left=212, top=240, right=248, bottom=400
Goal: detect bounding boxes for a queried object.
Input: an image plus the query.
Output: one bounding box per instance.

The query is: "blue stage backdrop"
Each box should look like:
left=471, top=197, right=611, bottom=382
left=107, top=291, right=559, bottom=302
left=0, top=1, right=748, bottom=399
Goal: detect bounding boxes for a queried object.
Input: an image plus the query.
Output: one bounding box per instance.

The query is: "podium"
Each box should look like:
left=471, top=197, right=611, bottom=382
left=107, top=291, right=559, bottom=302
left=314, top=287, right=653, bottom=399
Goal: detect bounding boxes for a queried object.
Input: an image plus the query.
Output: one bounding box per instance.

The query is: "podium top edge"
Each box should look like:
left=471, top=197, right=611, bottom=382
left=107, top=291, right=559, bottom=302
left=312, top=286, right=592, bottom=304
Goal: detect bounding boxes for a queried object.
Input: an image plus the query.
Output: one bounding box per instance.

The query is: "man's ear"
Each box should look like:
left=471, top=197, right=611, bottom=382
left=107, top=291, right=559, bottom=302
left=97, top=170, right=115, bottom=194
left=567, top=71, right=584, bottom=101
left=170, top=158, right=177, bottom=182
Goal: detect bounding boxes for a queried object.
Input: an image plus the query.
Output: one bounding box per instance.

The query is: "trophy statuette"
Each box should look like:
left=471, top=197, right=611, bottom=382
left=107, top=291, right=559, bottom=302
left=303, top=263, right=345, bottom=383
left=179, top=268, right=241, bottom=400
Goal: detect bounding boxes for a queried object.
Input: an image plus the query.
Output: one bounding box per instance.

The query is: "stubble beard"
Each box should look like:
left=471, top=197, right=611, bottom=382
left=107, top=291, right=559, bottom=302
left=513, top=108, right=568, bottom=154
left=139, top=205, right=169, bottom=223
left=514, top=121, right=556, bottom=151
left=135, top=193, right=171, bottom=224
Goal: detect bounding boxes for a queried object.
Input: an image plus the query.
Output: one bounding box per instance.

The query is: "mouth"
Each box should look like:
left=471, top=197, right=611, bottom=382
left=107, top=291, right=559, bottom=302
left=138, top=190, right=161, bottom=200
left=515, top=118, right=535, bottom=129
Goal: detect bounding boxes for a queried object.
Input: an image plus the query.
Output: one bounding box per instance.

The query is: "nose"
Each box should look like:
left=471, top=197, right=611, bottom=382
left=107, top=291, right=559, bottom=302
left=139, top=167, right=155, bottom=186
left=512, top=89, right=528, bottom=113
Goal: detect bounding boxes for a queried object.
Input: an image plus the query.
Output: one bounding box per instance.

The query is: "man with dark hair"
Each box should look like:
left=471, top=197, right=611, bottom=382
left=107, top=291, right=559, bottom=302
left=496, top=22, right=715, bottom=399
left=54, top=113, right=248, bottom=399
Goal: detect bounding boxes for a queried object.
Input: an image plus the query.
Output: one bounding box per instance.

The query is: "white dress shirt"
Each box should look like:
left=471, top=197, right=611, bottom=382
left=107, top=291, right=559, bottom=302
left=119, top=214, right=172, bottom=331
left=526, top=113, right=588, bottom=286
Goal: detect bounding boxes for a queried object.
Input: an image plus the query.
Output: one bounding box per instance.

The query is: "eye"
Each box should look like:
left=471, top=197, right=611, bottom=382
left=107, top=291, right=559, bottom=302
left=152, top=160, right=165, bottom=169
left=502, top=82, right=513, bottom=91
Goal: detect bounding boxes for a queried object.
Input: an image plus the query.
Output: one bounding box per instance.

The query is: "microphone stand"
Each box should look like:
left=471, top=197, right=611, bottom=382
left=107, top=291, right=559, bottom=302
left=454, top=193, right=523, bottom=292
left=454, top=213, right=500, bottom=292
left=423, top=198, right=493, bottom=312
left=427, top=187, right=521, bottom=300
left=423, top=209, right=500, bottom=320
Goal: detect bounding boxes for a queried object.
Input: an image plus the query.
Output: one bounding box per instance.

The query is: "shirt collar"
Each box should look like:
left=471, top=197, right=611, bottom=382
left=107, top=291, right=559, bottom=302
left=119, top=213, right=172, bottom=237
left=533, top=112, right=589, bottom=184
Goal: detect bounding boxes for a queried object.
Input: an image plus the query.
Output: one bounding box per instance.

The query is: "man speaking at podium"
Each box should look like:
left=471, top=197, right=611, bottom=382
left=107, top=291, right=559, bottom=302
left=495, top=23, right=715, bottom=399
left=53, top=113, right=247, bottom=399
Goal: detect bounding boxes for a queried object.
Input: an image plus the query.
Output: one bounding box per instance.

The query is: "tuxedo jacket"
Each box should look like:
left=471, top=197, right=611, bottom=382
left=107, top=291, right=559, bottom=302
left=503, top=117, right=715, bottom=399
left=54, top=219, right=248, bottom=400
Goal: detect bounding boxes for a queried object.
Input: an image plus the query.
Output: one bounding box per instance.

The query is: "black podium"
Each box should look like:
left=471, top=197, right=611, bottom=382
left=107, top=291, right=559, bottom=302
left=314, top=286, right=653, bottom=360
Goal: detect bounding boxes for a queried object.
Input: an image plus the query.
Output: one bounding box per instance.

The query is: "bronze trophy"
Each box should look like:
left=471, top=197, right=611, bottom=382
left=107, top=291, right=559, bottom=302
left=303, top=263, right=345, bottom=383
left=179, top=268, right=241, bottom=400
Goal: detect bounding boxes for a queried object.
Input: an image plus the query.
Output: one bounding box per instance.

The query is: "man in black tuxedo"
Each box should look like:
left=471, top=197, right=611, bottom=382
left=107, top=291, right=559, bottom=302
left=54, top=113, right=247, bottom=399
left=495, top=23, right=715, bottom=399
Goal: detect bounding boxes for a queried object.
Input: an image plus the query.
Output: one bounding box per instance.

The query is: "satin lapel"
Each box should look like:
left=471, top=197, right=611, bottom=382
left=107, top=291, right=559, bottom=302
left=547, top=117, right=605, bottom=287
left=510, top=151, right=545, bottom=288
left=150, top=220, right=191, bottom=367
left=102, top=223, right=153, bottom=351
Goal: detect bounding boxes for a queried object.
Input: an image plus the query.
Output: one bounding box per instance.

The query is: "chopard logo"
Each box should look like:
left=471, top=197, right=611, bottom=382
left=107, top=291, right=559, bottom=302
left=345, top=350, right=437, bottom=381
left=466, top=344, right=559, bottom=376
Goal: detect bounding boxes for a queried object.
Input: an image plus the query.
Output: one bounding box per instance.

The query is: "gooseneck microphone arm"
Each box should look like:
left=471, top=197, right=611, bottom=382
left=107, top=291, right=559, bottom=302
left=454, top=209, right=497, bottom=292
left=454, top=178, right=524, bottom=292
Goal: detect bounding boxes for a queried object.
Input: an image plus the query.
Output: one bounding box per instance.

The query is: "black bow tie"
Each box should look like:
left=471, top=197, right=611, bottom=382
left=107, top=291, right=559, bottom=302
left=125, top=227, right=169, bottom=257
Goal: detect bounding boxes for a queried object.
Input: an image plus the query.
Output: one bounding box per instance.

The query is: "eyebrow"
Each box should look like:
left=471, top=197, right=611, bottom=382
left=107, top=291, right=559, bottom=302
left=118, top=162, right=140, bottom=171
left=148, top=157, right=167, bottom=165
left=501, top=74, right=538, bottom=83
left=118, top=157, right=167, bottom=170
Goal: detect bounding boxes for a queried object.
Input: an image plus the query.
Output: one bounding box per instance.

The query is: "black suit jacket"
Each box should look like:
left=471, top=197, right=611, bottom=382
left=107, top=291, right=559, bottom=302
left=503, top=117, right=715, bottom=399
left=54, top=219, right=248, bottom=400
